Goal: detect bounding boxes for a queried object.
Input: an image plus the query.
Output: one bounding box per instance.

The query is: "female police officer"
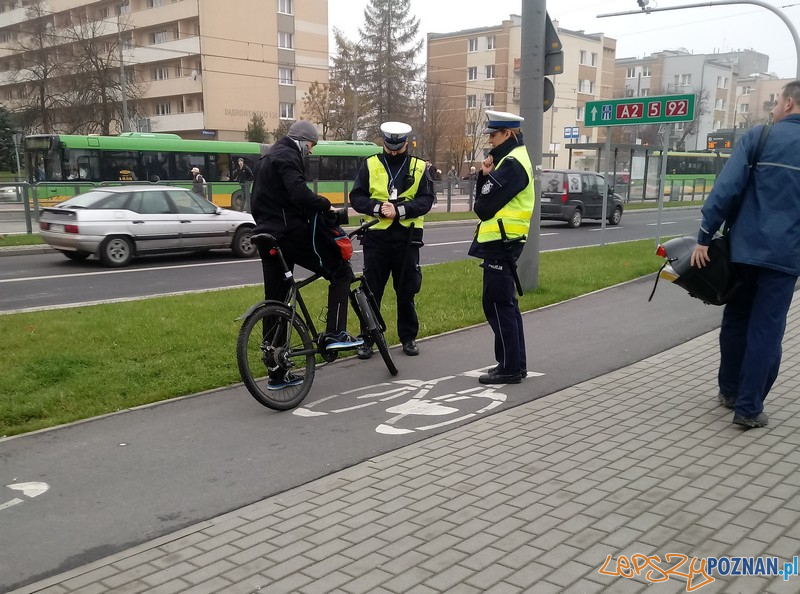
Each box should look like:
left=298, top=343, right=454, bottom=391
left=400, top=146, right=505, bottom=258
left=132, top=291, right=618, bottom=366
left=469, top=110, right=534, bottom=385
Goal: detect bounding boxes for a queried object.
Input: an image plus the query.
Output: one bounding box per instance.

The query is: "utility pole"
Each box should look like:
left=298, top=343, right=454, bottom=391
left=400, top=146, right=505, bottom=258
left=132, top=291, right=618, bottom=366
left=516, top=0, right=546, bottom=292
left=118, top=1, right=130, bottom=133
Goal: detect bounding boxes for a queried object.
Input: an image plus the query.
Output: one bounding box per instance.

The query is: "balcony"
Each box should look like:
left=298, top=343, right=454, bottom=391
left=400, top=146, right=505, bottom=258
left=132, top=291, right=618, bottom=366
left=125, top=36, right=200, bottom=66
left=145, top=75, right=202, bottom=98
left=149, top=111, right=205, bottom=133
left=128, top=1, right=199, bottom=29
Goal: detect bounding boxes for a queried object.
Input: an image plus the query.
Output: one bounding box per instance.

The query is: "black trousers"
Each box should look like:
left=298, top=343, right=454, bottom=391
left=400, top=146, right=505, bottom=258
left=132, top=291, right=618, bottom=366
left=362, top=241, right=422, bottom=344
left=481, top=258, right=526, bottom=374
left=258, top=238, right=353, bottom=335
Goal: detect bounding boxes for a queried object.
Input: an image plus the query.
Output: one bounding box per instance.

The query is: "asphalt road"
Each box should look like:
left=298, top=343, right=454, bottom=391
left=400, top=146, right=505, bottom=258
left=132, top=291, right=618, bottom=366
left=0, top=208, right=703, bottom=314
left=0, top=273, right=723, bottom=592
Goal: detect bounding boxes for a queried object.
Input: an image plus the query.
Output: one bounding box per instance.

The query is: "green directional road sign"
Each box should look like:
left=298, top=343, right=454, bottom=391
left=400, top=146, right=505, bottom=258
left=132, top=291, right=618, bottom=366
left=584, top=94, right=696, bottom=127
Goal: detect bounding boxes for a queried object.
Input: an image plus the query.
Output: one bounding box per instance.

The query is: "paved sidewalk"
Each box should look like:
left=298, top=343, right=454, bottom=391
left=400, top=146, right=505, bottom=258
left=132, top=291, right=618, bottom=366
left=12, top=297, right=800, bottom=594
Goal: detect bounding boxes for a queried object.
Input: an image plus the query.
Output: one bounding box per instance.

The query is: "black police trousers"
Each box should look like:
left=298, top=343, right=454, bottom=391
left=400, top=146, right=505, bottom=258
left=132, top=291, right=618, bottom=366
left=481, top=258, right=526, bottom=374
left=362, top=241, right=422, bottom=344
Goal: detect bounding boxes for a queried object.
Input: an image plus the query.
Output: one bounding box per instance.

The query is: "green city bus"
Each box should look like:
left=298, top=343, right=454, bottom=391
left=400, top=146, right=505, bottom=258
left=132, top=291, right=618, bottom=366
left=647, top=150, right=730, bottom=198
left=23, top=133, right=381, bottom=208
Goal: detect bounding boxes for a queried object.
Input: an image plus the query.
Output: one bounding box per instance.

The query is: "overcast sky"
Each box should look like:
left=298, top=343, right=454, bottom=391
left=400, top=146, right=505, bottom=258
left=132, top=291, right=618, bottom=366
left=328, top=0, right=800, bottom=79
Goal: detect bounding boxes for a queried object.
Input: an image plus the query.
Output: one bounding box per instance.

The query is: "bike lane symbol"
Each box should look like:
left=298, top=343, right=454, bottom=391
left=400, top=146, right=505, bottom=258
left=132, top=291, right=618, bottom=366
left=294, top=368, right=543, bottom=435
left=0, top=482, right=50, bottom=512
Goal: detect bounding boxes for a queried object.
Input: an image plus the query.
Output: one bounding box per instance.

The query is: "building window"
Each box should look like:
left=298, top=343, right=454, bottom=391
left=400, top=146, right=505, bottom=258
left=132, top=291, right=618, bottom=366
left=279, top=102, right=294, bottom=119
left=579, top=79, right=594, bottom=94
left=150, top=31, right=167, bottom=44
left=277, top=0, right=293, bottom=14
left=642, top=65, right=651, bottom=77
left=715, top=98, right=726, bottom=110
left=717, top=76, right=729, bottom=89
left=485, top=65, right=495, bottom=79
left=577, top=106, right=585, bottom=121
left=279, top=67, right=293, bottom=85
left=484, top=93, right=494, bottom=107
left=278, top=32, right=293, bottom=49
left=487, top=36, right=495, bottom=50
left=580, top=50, right=587, bottom=65
left=153, top=66, right=169, bottom=80
left=626, top=67, right=635, bottom=78
left=468, top=38, right=478, bottom=52
left=739, top=103, right=749, bottom=113
left=155, top=102, right=171, bottom=115
left=467, top=66, right=477, bottom=80
left=147, top=0, right=164, bottom=7
left=714, top=120, right=722, bottom=130
left=591, top=52, right=598, bottom=66
left=680, top=73, right=692, bottom=85
left=640, top=88, right=649, bottom=97
left=625, top=87, right=635, bottom=97
left=466, top=94, right=476, bottom=108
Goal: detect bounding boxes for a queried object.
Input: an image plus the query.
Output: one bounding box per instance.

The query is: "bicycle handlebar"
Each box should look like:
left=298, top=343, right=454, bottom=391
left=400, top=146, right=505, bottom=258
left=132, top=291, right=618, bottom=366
left=348, top=217, right=379, bottom=239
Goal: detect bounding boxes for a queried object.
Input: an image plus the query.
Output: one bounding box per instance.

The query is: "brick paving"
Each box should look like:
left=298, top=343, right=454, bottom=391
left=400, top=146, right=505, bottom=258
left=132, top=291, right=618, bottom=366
left=10, top=296, right=800, bottom=593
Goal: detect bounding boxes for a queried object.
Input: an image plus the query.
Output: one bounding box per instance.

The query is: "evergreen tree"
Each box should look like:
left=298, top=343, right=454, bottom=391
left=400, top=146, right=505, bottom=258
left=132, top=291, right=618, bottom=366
left=245, top=113, right=268, bottom=143
left=0, top=105, right=19, bottom=173
left=358, top=0, right=423, bottom=139
left=271, top=119, right=292, bottom=141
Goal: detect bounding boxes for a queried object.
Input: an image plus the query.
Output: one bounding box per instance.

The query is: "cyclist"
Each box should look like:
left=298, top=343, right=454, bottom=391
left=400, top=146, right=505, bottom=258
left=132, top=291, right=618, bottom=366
left=250, top=120, right=363, bottom=389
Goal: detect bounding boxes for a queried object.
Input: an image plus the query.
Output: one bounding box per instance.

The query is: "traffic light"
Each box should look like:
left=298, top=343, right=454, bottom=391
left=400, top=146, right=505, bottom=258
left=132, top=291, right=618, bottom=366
left=544, top=12, right=563, bottom=76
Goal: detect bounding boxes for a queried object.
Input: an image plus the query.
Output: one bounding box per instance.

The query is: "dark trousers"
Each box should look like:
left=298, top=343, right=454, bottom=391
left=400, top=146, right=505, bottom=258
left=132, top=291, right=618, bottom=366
left=481, top=259, right=526, bottom=374
left=363, top=243, right=422, bottom=344
left=719, top=264, right=797, bottom=417
left=258, top=238, right=353, bottom=335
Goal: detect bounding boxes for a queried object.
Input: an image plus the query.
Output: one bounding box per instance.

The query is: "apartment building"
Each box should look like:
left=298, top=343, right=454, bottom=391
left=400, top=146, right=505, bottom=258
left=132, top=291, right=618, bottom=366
left=427, top=14, right=616, bottom=172
left=615, top=49, right=769, bottom=150
left=0, top=0, right=328, bottom=140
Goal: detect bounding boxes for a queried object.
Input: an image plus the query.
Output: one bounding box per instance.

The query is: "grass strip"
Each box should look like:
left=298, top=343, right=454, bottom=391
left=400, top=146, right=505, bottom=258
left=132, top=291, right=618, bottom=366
left=1, top=239, right=663, bottom=437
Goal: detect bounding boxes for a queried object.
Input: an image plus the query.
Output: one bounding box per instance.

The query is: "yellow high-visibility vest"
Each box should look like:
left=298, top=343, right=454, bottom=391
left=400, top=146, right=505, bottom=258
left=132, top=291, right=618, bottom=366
left=476, top=146, right=534, bottom=243
left=366, top=155, right=426, bottom=230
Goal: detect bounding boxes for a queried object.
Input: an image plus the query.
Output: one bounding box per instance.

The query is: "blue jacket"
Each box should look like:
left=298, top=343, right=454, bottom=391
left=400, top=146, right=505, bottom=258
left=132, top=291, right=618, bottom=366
left=699, top=114, right=800, bottom=275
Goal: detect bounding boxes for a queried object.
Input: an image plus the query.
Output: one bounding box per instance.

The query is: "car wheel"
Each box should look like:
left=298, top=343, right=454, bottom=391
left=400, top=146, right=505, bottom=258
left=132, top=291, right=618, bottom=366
left=99, top=236, right=134, bottom=267
left=608, top=206, right=623, bottom=226
left=231, top=190, right=245, bottom=212
left=232, top=227, right=256, bottom=258
left=567, top=209, right=582, bottom=228
left=61, top=250, right=91, bottom=262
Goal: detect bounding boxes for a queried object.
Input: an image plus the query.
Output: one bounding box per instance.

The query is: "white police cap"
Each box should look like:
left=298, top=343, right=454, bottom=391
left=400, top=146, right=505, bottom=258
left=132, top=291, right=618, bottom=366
left=380, top=121, right=412, bottom=150
left=483, top=110, right=524, bottom=134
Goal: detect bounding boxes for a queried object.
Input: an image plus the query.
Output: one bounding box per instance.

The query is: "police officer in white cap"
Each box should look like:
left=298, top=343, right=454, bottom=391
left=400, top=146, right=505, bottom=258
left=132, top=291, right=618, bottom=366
left=350, top=121, right=435, bottom=358
left=468, top=110, right=534, bottom=384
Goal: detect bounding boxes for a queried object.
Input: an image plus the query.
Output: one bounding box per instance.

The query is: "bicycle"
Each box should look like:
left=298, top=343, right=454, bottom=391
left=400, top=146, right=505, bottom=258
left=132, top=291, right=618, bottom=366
left=237, top=218, right=398, bottom=410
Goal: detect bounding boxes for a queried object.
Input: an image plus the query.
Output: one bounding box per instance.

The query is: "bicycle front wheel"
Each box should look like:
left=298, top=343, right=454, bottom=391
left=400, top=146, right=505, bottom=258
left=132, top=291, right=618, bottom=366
left=354, top=288, right=398, bottom=376
left=237, top=304, right=316, bottom=410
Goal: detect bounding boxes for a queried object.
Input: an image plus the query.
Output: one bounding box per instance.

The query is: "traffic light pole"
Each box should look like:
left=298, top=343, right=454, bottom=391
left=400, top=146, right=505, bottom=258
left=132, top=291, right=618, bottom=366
left=517, top=0, right=546, bottom=292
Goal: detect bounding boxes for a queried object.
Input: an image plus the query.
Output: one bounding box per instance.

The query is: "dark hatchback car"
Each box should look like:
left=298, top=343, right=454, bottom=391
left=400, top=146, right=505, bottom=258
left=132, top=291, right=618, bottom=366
left=540, top=169, right=624, bottom=228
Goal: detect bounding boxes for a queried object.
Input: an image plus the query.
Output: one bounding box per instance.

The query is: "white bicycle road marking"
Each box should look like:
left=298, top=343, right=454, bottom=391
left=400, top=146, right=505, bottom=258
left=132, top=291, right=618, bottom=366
left=294, top=367, right=544, bottom=435
left=1, top=482, right=50, bottom=512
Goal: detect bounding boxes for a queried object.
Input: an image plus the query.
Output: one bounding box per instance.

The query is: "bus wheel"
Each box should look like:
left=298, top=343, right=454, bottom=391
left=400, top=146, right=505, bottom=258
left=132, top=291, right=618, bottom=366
left=231, top=190, right=245, bottom=211
left=100, top=236, right=134, bottom=267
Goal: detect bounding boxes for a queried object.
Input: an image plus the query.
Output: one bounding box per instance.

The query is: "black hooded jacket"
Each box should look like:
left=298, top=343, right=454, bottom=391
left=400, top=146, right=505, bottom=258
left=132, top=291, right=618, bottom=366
left=250, top=136, right=331, bottom=240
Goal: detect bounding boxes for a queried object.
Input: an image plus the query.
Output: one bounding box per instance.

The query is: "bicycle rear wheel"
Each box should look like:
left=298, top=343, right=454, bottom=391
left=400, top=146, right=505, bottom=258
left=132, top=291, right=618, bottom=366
left=353, top=288, right=398, bottom=376
left=237, top=304, right=316, bottom=410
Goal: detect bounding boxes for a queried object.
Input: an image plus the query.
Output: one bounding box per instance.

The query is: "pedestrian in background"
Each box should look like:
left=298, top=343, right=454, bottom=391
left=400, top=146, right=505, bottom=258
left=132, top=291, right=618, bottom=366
left=350, top=121, right=435, bottom=358
left=231, top=158, right=254, bottom=183
left=469, top=110, right=534, bottom=385
left=191, top=167, right=206, bottom=199
left=690, top=80, right=800, bottom=429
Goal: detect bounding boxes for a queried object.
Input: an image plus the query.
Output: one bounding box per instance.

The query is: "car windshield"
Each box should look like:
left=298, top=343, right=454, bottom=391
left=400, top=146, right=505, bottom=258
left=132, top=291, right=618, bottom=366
left=58, top=190, right=119, bottom=208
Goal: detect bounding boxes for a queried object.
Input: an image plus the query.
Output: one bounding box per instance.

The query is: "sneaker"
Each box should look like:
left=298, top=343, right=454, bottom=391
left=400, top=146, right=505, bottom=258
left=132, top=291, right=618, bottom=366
left=717, top=391, right=736, bottom=409
left=357, top=343, right=373, bottom=360
left=733, top=412, right=769, bottom=428
left=267, top=371, right=303, bottom=390
left=321, top=331, right=364, bottom=350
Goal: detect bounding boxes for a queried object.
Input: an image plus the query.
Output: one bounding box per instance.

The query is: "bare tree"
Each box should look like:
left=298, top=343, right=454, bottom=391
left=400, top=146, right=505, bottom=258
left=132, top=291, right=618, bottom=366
left=9, top=0, right=67, bottom=134
left=302, top=82, right=343, bottom=140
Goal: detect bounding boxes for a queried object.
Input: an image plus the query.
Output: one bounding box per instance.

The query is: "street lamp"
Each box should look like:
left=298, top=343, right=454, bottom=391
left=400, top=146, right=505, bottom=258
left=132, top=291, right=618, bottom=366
left=118, top=0, right=130, bottom=133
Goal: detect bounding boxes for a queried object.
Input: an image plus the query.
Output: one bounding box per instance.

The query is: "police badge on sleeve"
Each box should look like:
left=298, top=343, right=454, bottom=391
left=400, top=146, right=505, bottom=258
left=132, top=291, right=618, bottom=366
left=481, top=180, right=493, bottom=195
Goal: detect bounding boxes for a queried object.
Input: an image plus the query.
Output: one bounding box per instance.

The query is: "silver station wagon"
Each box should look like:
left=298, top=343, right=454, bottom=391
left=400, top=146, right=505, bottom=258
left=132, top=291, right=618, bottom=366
left=39, top=186, right=257, bottom=267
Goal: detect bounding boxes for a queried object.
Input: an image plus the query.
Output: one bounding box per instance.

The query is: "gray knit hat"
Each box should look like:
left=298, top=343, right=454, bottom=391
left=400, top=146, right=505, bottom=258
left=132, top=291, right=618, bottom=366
left=287, top=120, right=319, bottom=144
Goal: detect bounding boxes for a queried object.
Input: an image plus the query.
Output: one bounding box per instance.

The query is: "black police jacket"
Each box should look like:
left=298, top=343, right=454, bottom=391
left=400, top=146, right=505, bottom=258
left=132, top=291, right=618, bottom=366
left=250, top=136, right=331, bottom=240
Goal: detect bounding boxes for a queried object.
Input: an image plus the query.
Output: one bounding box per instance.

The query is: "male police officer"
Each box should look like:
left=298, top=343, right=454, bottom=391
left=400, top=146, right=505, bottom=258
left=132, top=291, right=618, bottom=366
left=350, top=121, right=435, bottom=358
left=469, top=110, right=534, bottom=384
